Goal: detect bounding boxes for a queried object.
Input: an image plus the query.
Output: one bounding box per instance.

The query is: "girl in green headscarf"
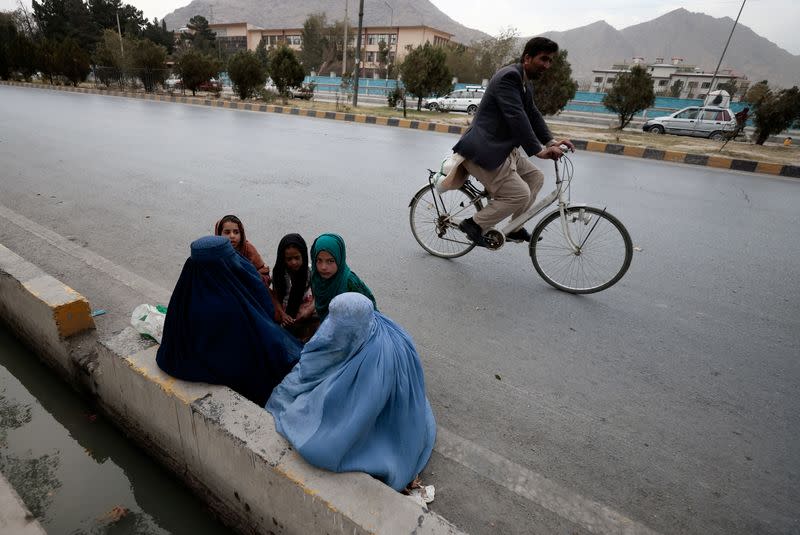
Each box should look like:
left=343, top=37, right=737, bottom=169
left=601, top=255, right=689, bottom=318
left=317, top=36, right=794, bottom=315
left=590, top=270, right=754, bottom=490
left=311, top=234, right=377, bottom=319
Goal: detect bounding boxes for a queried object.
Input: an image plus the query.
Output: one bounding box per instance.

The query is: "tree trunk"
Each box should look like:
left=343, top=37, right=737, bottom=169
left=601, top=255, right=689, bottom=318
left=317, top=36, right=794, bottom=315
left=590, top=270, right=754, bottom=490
left=755, top=130, right=769, bottom=145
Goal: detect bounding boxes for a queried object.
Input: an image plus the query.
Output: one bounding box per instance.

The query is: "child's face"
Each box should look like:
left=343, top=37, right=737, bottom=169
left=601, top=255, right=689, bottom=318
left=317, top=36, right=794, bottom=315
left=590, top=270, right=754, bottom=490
left=220, top=221, right=241, bottom=248
left=284, top=246, right=303, bottom=272
left=315, top=251, right=338, bottom=279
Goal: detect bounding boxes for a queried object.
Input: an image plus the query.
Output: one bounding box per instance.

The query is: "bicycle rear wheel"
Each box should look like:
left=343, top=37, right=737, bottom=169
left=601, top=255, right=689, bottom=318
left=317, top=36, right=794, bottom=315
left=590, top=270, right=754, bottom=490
left=409, top=185, right=483, bottom=258
left=529, top=206, right=632, bottom=294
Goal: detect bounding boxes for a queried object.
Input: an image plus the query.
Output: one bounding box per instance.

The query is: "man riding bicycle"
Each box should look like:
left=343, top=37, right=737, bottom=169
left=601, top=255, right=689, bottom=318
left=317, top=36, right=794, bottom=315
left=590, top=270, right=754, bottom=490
left=446, top=37, right=574, bottom=247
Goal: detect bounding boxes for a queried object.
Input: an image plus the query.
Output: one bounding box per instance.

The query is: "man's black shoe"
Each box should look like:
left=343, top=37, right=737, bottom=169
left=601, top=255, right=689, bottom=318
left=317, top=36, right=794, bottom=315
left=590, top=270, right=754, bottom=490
left=505, top=227, right=532, bottom=243
left=458, top=217, right=488, bottom=247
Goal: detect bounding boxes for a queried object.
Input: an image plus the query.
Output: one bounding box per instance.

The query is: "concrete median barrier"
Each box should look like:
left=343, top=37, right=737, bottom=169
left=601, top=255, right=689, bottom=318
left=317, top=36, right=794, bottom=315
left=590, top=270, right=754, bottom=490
left=0, top=243, right=462, bottom=535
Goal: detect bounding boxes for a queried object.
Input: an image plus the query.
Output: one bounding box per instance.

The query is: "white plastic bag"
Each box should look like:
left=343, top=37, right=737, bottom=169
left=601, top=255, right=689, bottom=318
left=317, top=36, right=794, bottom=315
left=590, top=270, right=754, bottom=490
left=130, top=304, right=166, bottom=344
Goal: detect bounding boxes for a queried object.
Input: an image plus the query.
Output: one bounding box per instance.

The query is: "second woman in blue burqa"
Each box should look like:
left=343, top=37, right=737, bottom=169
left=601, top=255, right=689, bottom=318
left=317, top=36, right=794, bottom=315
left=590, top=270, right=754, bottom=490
left=267, top=292, right=436, bottom=491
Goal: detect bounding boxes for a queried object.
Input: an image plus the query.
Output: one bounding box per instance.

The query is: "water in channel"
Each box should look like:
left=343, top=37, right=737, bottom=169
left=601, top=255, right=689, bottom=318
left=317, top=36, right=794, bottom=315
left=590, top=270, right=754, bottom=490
left=0, top=323, right=234, bottom=534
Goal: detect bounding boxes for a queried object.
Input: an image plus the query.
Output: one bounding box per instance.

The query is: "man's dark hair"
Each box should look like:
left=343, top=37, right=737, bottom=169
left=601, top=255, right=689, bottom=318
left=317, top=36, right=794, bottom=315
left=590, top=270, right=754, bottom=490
left=520, top=37, right=559, bottom=63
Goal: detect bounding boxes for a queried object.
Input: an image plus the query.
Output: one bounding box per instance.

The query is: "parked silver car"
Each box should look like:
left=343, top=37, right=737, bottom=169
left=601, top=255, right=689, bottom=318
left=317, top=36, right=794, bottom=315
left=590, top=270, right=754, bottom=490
left=424, top=88, right=485, bottom=114
left=643, top=106, right=736, bottom=140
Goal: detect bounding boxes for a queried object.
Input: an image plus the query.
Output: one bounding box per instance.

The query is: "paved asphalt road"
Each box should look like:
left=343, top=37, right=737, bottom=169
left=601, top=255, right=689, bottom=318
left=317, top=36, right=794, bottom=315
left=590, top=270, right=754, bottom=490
left=1, top=86, right=798, bottom=535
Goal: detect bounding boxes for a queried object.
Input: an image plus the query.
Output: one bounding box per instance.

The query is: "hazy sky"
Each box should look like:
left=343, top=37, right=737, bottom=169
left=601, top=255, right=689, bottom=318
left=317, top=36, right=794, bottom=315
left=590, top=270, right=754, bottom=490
left=3, top=0, right=798, bottom=54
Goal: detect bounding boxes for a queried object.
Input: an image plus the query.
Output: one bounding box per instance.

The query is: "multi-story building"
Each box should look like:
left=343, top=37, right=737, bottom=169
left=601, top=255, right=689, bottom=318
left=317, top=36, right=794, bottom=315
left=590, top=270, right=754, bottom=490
left=591, top=57, right=750, bottom=99
left=207, top=21, right=453, bottom=77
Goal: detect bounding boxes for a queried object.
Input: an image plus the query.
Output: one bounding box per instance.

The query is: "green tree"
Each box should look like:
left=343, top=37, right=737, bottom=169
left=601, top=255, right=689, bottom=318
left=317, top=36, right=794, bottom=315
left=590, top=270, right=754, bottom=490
left=227, top=49, right=266, bottom=99
left=602, top=65, right=655, bottom=129
left=255, top=36, right=269, bottom=70
left=473, top=27, right=518, bottom=81
left=92, top=29, right=131, bottom=86
left=0, top=12, right=18, bottom=79
left=36, top=38, right=59, bottom=82
left=177, top=49, right=220, bottom=95
left=444, top=43, right=479, bottom=84
left=744, top=80, right=770, bottom=108
left=299, top=13, right=326, bottom=74
left=142, top=18, right=174, bottom=54
left=377, top=39, right=390, bottom=78
left=185, top=15, right=215, bottom=54
left=749, top=85, right=800, bottom=145
left=11, top=32, right=38, bottom=79
left=399, top=42, right=452, bottom=110
left=129, top=38, right=166, bottom=92
left=88, top=0, right=144, bottom=36
left=55, top=37, right=90, bottom=85
left=668, top=79, right=683, bottom=98
left=33, top=0, right=99, bottom=51
left=533, top=49, right=577, bottom=116
left=269, top=44, right=304, bottom=99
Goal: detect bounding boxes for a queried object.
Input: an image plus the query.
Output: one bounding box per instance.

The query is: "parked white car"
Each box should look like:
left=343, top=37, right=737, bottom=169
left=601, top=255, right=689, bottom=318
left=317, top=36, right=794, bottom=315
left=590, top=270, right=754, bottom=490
left=643, top=106, right=737, bottom=140
left=424, top=88, right=485, bottom=114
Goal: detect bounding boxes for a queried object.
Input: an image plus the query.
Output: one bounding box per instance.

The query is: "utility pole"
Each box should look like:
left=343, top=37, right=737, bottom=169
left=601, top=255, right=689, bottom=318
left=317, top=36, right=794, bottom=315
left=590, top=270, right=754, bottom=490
left=342, top=0, right=348, bottom=77
left=116, top=11, right=124, bottom=57
left=351, top=0, right=365, bottom=107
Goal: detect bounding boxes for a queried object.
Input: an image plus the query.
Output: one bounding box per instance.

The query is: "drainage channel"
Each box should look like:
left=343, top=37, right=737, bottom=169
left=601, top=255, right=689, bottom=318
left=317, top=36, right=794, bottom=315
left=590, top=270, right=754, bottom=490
left=0, top=323, right=234, bottom=534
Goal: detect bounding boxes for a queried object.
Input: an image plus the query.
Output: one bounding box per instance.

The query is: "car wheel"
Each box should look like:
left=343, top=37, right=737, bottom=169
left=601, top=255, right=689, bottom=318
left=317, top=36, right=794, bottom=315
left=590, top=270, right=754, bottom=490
left=427, top=102, right=439, bottom=111
left=467, top=104, right=478, bottom=115
left=709, top=131, right=724, bottom=141
left=649, top=125, right=665, bottom=134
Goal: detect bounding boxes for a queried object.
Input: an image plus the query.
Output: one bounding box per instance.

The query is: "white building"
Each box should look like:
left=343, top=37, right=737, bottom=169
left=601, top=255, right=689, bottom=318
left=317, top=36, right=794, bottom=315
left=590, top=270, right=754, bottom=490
left=591, top=57, right=750, bottom=100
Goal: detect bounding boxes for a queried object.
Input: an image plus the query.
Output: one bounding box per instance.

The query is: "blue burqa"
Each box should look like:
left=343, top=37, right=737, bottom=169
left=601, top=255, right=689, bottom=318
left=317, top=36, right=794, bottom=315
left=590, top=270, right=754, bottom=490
left=156, top=236, right=302, bottom=406
left=266, top=292, right=436, bottom=491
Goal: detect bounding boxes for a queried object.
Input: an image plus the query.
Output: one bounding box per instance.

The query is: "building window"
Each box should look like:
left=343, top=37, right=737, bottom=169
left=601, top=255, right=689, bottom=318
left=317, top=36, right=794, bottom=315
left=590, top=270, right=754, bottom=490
left=286, top=35, right=302, bottom=46
left=389, top=33, right=397, bottom=45
left=658, top=79, right=669, bottom=86
left=594, top=76, right=603, bottom=83
left=701, top=82, right=711, bottom=89
left=606, top=78, right=615, bottom=84
left=218, top=36, right=247, bottom=53
left=366, top=51, right=376, bottom=62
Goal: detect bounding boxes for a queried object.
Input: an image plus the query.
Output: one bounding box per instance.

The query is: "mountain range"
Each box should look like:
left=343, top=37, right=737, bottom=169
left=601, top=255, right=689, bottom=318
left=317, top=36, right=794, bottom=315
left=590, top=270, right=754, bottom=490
left=163, top=3, right=799, bottom=88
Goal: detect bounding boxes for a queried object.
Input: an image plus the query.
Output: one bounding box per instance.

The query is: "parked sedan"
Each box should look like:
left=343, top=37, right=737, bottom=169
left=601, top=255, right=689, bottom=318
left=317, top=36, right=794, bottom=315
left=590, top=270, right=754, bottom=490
left=643, top=106, right=736, bottom=140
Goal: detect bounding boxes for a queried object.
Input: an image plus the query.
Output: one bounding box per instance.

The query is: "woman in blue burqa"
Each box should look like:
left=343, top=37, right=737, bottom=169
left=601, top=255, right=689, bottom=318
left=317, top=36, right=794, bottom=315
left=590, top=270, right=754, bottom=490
left=266, top=292, right=436, bottom=491
left=157, top=236, right=302, bottom=406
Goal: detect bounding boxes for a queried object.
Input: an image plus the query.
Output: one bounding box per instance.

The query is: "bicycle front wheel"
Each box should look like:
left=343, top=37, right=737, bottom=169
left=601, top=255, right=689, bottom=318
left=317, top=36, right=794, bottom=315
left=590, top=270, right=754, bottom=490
left=409, top=185, right=483, bottom=258
left=530, top=206, right=632, bottom=294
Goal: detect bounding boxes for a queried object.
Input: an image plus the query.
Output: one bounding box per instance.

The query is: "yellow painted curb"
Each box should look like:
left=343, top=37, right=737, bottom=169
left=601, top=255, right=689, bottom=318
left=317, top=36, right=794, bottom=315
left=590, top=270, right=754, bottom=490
left=53, top=298, right=95, bottom=338
left=586, top=141, right=607, bottom=152
left=663, top=150, right=686, bottom=163
left=707, top=156, right=733, bottom=169
left=755, top=162, right=783, bottom=175
left=622, top=146, right=646, bottom=158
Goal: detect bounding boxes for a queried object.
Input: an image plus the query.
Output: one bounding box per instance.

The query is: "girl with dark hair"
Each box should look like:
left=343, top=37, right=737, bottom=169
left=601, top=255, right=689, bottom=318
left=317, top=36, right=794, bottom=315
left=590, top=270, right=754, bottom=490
left=214, top=214, right=271, bottom=287
left=272, top=234, right=318, bottom=341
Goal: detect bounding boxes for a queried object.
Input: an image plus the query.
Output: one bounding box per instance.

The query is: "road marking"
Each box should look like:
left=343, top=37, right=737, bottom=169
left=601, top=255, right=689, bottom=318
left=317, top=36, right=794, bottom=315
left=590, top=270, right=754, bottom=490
left=436, top=427, right=659, bottom=534
left=1, top=201, right=659, bottom=534
left=0, top=204, right=170, bottom=304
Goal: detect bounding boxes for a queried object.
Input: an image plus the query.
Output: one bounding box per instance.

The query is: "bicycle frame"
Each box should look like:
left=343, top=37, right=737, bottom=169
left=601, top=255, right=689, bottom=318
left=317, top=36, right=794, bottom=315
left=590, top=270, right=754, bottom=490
left=429, top=156, right=587, bottom=252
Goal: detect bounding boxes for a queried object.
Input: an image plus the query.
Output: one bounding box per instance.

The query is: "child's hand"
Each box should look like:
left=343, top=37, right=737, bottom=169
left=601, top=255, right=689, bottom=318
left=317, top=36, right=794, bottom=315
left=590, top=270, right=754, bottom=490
left=281, top=315, right=295, bottom=327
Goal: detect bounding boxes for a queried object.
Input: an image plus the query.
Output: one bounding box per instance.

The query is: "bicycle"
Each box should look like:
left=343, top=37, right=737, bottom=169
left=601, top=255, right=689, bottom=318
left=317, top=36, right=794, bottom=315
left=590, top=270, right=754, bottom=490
left=408, top=150, right=633, bottom=294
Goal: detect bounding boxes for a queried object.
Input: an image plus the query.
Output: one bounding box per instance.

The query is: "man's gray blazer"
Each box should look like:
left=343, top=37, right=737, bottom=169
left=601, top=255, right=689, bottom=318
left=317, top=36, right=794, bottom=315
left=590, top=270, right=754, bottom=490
left=453, top=63, right=553, bottom=171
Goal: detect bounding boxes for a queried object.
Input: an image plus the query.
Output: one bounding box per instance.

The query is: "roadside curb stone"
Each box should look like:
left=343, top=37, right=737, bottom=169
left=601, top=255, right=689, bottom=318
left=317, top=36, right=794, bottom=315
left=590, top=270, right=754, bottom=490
left=3, top=80, right=797, bottom=178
